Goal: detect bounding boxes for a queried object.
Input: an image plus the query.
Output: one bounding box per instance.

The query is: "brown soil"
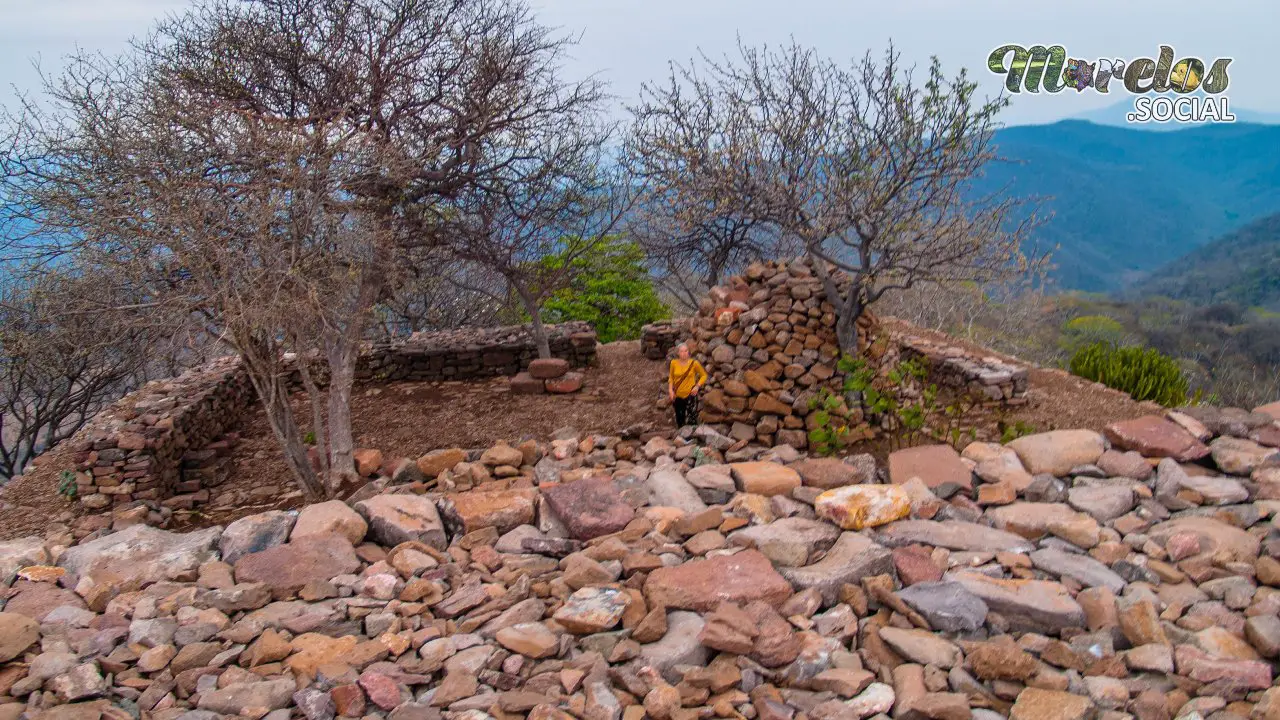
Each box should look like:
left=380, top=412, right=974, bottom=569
left=0, top=329, right=1163, bottom=541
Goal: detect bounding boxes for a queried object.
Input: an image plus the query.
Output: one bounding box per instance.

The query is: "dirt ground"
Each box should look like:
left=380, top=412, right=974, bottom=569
left=0, top=330, right=1165, bottom=541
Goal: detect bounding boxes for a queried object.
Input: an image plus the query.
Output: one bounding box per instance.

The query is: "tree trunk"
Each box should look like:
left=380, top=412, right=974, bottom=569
left=323, top=335, right=359, bottom=491
left=241, top=358, right=327, bottom=501
left=808, top=248, right=862, bottom=354
left=515, top=283, right=552, bottom=359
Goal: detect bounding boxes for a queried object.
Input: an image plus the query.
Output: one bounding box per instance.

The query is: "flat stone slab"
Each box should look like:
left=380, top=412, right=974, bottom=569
left=0, top=537, right=49, bottom=586
left=1007, top=430, right=1105, bottom=477
left=1029, top=548, right=1126, bottom=593
left=888, top=444, right=972, bottom=492
left=873, top=520, right=1035, bottom=553
left=646, top=470, right=708, bottom=514
left=896, top=581, right=989, bottom=633
left=541, top=477, right=635, bottom=541
left=233, top=533, right=361, bottom=597
left=789, top=457, right=874, bottom=489
left=355, top=494, right=448, bottom=549
left=729, top=462, right=802, bottom=496
left=728, top=517, right=840, bottom=567
left=1147, top=516, right=1260, bottom=562
left=945, top=571, right=1085, bottom=633
left=58, top=524, right=222, bottom=587
left=776, top=532, right=893, bottom=606
left=644, top=549, right=793, bottom=611
left=1104, top=415, right=1211, bottom=461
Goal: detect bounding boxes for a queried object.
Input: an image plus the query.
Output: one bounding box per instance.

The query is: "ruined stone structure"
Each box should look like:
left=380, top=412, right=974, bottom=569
left=52, top=323, right=598, bottom=509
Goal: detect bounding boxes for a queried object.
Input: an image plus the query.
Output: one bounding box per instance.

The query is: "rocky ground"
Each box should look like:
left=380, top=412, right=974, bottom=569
left=1, top=400, right=1279, bottom=720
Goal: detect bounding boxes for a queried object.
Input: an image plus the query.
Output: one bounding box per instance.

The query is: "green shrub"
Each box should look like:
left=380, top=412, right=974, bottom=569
left=539, top=238, right=670, bottom=343
left=1069, top=342, right=1190, bottom=406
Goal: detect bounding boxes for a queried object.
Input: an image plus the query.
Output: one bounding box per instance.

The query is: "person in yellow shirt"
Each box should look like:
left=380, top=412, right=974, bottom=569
left=668, top=344, right=708, bottom=427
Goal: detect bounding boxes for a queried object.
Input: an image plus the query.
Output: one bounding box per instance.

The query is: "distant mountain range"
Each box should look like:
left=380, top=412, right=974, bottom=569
left=1128, top=212, right=1280, bottom=311
left=976, top=120, right=1280, bottom=292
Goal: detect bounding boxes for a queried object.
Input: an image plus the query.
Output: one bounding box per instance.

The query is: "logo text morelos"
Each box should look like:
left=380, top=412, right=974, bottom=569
left=988, top=45, right=1231, bottom=95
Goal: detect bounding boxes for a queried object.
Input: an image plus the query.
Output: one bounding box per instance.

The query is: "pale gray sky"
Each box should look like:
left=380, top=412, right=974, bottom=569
left=1, top=0, right=1274, bottom=126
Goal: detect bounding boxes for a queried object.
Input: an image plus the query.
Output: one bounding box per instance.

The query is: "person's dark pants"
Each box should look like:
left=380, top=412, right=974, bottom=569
left=674, top=395, right=696, bottom=427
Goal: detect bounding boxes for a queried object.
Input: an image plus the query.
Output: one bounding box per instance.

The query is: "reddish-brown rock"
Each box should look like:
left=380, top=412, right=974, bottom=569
left=545, top=372, right=584, bottom=394
left=542, top=477, right=635, bottom=541
left=644, top=550, right=793, bottom=612
left=888, top=445, right=972, bottom=492
left=528, top=358, right=570, bottom=379
left=233, top=533, right=360, bottom=597
left=441, top=488, right=538, bottom=535
left=1104, top=416, right=1210, bottom=461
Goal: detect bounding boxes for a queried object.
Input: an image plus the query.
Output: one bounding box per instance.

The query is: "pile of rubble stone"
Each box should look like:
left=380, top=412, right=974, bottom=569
left=1, top=399, right=1279, bottom=720
left=510, top=359, right=586, bottom=396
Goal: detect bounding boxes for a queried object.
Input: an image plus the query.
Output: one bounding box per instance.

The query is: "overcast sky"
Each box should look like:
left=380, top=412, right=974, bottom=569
left=1, top=0, right=1273, bottom=126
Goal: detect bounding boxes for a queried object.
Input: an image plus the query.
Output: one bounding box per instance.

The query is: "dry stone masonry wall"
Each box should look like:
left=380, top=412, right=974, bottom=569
left=70, top=356, right=254, bottom=511
left=44, top=322, right=599, bottom=510
left=681, top=257, right=1029, bottom=448
left=358, top=322, right=598, bottom=383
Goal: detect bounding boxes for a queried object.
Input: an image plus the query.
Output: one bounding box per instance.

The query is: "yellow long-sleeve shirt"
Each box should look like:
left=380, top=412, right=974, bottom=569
left=668, top=358, right=708, bottom=399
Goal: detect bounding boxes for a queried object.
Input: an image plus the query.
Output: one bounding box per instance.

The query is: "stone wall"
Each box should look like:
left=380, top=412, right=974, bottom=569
left=682, top=257, right=1029, bottom=448
left=70, top=356, right=254, bottom=510
left=358, top=321, right=598, bottom=383
left=641, top=320, right=688, bottom=360
left=49, top=322, right=599, bottom=509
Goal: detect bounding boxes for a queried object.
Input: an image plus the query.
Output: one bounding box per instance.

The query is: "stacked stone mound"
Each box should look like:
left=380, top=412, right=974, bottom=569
left=3, top=397, right=1279, bottom=720
left=641, top=321, right=687, bottom=361
left=67, top=356, right=254, bottom=511
left=684, top=257, right=1031, bottom=448
left=685, top=257, right=881, bottom=449
left=359, top=322, right=598, bottom=384
left=510, top=359, right=586, bottom=396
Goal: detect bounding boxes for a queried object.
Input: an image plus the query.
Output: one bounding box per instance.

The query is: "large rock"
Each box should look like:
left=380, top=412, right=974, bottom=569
left=729, top=462, right=801, bottom=496
left=0, top=612, right=39, bottom=662
left=1210, top=436, right=1278, bottom=475
left=1066, top=485, right=1134, bottom=523
left=987, top=502, right=1094, bottom=537
left=220, top=511, right=296, bottom=565
left=291, top=500, right=369, bottom=545
left=645, top=550, right=793, bottom=611
left=963, top=442, right=1034, bottom=490
left=728, top=517, right=840, bottom=567
left=1007, top=430, right=1105, bottom=477
left=440, top=488, right=538, bottom=535
left=777, top=533, right=893, bottom=606
left=1030, top=548, right=1126, bottom=593
left=945, top=571, right=1085, bottom=632
left=888, top=444, right=972, bottom=492
left=552, top=587, right=630, bottom=634
left=790, top=457, right=874, bottom=489
left=815, top=484, right=910, bottom=530
left=197, top=679, right=296, bottom=715
left=2, top=581, right=86, bottom=621
left=541, top=477, right=635, bottom=541
left=874, top=520, right=1035, bottom=553
left=528, top=358, right=570, bottom=379
left=0, top=537, right=48, bottom=587
left=1104, top=415, right=1211, bottom=461
left=233, top=533, right=361, bottom=597
left=684, top=465, right=737, bottom=504
left=1009, top=688, right=1095, bottom=720
left=355, top=494, right=447, bottom=549
left=638, top=611, right=708, bottom=683
left=1147, top=516, right=1260, bottom=561
left=57, top=524, right=221, bottom=587
left=896, top=581, right=988, bottom=632
left=646, top=470, right=708, bottom=514
left=416, top=448, right=467, bottom=478
left=878, top=627, right=961, bottom=668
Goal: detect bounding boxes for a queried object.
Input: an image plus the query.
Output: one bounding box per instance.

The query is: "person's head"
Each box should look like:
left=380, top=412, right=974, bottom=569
left=676, top=344, right=690, bottom=360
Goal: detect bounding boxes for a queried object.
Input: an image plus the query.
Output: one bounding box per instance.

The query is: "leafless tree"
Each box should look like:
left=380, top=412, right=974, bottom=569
left=376, top=256, right=506, bottom=336
left=1, top=0, right=605, bottom=499
left=628, top=41, right=1045, bottom=350
left=447, top=114, right=635, bottom=358
left=0, top=266, right=162, bottom=480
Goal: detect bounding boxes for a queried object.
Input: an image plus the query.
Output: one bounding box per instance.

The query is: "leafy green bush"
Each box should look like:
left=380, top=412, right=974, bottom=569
left=540, top=238, right=670, bottom=343
left=1069, top=342, right=1189, bottom=406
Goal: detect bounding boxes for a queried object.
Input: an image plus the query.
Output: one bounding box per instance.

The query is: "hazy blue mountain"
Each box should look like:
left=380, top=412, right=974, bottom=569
left=1128, top=212, right=1280, bottom=311
left=975, top=120, right=1280, bottom=292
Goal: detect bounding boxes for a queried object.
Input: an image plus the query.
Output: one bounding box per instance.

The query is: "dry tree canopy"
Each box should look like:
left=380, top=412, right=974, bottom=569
left=626, top=41, right=1047, bottom=350
left=0, top=0, right=610, bottom=498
